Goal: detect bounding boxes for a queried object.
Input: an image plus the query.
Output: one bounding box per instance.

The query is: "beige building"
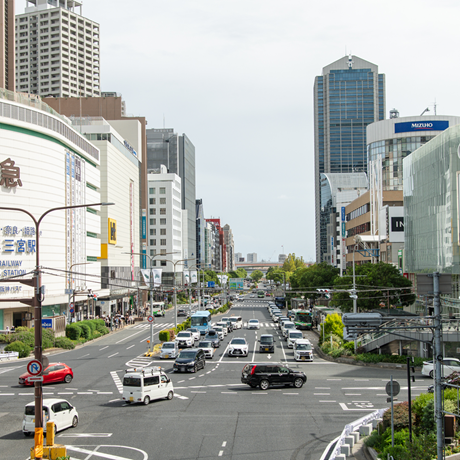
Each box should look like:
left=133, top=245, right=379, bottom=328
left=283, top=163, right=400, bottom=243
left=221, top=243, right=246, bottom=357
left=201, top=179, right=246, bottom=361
left=0, top=0, right=15, bottom=91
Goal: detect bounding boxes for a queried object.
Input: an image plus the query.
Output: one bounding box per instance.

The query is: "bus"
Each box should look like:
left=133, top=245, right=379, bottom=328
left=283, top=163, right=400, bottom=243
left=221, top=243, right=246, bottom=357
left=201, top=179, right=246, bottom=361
left=152, top=302, right=165, bottom=317
left=190, top=310, right=212, bottom=336
left=275, top=297, right=286, bottom=308
left=257, top=291, right=265, bottom=298
left=294, top=310, right=313, bottom=330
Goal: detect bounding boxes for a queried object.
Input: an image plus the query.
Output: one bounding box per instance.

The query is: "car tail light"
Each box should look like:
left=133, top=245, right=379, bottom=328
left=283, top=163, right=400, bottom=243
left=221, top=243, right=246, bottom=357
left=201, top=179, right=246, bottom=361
left=250, top=366, right=256, bottom=375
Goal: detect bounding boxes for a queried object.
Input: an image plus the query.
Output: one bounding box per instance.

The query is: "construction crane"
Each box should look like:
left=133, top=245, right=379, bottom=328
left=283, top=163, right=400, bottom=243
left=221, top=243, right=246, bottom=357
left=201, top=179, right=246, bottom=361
left=267, top=250, right=276, bottom=262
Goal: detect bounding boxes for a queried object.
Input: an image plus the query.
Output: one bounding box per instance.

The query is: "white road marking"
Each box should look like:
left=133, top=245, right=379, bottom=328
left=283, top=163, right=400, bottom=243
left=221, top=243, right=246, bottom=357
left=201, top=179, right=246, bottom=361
left=59, top=433, right=112, bottom=438
left=99, top=346, right=109, bottom=351
left=66, top=445, right=145, bottom=460
left=319, top=400, right=336, bottom=402
left=218, top=451, right=224, bottom=456
left=78, top=353, right=90, bottom=359
left=97, top=392, right=113, bottom=395
left=174, top=394, right=189, bottom=400
left=66, top=388, right=78, bottom=390
left=314, top=393, right=330, bottom=395
left=339, top=402, right=375, bottom=411
left=222, top=442, right=227, bottom=447
left=108, top=352, right=119, bottom=358
left=58, top=392, right=73, bottom=395
left=108, top=398, right=121, bottom=403
left=0, top=393, right=14, bottom=396
left=345, top=394, right=362, bottom=396
left=126, top=345, right=135, bottom=350
left=221, top=392, right=237, bottom=394
left=283, top=393, right=298, bottom=395
left=110, top=371, right=123, bottom=394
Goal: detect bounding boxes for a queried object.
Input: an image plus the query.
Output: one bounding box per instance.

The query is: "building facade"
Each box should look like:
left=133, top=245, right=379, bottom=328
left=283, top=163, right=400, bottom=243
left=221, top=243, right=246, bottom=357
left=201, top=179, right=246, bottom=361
left=314, top=54, right=385, bottom=262
left=195, top=199, right=205, bottom=268
left=0, top=89, right=102, bottom=329
left=76, top=116, right=141, bottom=316
left=147, top=167, right=183, bottom=285
left=247, top=253, right=257, bottom=263
left=223, top=224, right=235, bottom=272
left=0, top=0, right=15, bottom=91
left=146, top=128, right=196, bottom=262
left=15, top=0, right=100, bottom=97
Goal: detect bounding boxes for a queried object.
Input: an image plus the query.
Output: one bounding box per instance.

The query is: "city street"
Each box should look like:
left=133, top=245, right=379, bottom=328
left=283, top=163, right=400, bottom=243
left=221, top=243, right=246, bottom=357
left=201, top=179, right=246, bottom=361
left=0, top=297, right=428, bottom=460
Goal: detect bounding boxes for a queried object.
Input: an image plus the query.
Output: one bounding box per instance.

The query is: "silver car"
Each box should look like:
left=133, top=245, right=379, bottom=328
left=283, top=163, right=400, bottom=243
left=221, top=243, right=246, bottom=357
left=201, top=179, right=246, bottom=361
left=160, top=341, right=179, bottom=359
left=228, top=337, right=249, bottom=357
left=197, top=341, right=214, bottom=359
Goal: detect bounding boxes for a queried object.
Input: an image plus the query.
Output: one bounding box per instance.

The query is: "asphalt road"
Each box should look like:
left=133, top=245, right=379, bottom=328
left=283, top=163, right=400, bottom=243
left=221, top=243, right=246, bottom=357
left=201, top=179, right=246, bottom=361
left=0, top=296, right=430, bottom=460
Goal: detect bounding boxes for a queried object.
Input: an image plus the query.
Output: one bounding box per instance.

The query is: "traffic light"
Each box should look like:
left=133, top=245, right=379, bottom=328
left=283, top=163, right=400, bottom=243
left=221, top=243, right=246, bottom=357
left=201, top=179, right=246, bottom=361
left=317, top=289, right=331, bottom=299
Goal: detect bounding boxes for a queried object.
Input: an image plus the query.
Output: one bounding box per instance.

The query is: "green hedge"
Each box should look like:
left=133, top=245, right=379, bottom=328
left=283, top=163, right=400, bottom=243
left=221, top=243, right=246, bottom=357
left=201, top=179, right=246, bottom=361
left=54, top=337, right=75, bottom=350
left=159, top=330, right=170, bottom=342
left=66, top=323, right=81, bottom=340
left=4, top=340, right=31, bottom=358
left=79, top=323, right=92, bottom=340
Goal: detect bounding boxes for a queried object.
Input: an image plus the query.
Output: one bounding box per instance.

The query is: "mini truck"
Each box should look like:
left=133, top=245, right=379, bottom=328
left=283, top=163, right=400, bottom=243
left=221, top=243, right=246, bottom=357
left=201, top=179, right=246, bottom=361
left=122, top=366, right=174, bottom=405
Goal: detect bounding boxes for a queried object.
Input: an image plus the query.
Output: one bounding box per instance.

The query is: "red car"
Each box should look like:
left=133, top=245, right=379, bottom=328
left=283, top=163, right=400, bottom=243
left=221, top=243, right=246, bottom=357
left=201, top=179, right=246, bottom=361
left=19, top=363, right=73, bottom=386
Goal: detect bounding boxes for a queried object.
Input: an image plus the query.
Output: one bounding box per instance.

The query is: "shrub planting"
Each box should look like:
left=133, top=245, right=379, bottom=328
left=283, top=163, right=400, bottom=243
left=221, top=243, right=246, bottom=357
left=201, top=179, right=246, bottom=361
left=66, top=323, right=81, bottom=340
left=159, top=330, right=170, bottom=342
left=54, top=337, right=75, bottom=350
left=4, top=340, right=31, bottom=358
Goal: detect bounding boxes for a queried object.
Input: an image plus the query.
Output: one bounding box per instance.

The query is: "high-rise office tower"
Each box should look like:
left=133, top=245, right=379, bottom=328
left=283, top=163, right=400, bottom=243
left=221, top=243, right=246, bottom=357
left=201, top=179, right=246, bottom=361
left=314, top=54, right=385, bottom=262
left=15, top=0, right=100, bottom=97
left=146, top=128, right=196, bottom=262
left=0, top=0, right=15, bottom=91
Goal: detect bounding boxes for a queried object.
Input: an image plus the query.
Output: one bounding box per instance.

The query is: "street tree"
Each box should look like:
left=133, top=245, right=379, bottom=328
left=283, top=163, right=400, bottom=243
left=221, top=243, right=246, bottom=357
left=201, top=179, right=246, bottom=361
left=266, top=268, right=286, bottom=284
left=251, top=270, right=264, bottom=283
left=290, top=262, right=340, bottom=303
left=282, top=253, right=306, bottom=272
left=320, top=313, right=344, bottom=341
left=331, top=262, right=415, bottom=312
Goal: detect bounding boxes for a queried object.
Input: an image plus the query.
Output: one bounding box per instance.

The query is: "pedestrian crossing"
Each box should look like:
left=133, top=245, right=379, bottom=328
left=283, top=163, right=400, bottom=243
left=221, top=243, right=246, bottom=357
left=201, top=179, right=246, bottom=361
left=133, top=322, right=175, bottom=330
left=125, top=355, right=155, bottom=368
left=242, top=322, right=275, bottom=328
left=110, top=370, right=123, bottom=394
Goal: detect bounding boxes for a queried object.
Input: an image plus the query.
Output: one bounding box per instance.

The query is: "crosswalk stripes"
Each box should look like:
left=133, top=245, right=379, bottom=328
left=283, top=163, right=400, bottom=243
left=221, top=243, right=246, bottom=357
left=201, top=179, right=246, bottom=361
left=125, top=356, right=153, bottom=368
left=133, top=322, right=175, bottom=330
left=110, top=371, right=123, bottom=394
left=242, top=322, right=275, bottom=328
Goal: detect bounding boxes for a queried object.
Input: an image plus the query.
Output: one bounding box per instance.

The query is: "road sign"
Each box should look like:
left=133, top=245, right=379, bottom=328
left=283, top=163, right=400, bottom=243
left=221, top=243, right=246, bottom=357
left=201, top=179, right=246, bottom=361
left=65, top=289, right=73, bottom=295
left=28, top=376, right=44, bottom=382
left=27, top=360, right=42, bottom=375
left=386, top=380, right=400, bottom=397
left=42, top=318, right=53, bottom=329
left=147, top=315, right=154, bottom=323
left=70, top=308, right=74, bottom=313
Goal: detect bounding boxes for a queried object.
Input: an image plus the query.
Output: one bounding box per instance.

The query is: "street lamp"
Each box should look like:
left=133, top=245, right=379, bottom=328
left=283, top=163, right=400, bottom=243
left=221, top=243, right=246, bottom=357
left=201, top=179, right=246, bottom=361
left=68, top=262, right=91, bottom=324
left=0, top=201, right=114, bottom=458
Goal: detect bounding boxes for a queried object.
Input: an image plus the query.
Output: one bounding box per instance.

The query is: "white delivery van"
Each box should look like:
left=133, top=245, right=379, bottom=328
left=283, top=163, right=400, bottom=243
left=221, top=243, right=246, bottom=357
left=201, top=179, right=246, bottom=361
left=122, top=367, right=174, bottom=405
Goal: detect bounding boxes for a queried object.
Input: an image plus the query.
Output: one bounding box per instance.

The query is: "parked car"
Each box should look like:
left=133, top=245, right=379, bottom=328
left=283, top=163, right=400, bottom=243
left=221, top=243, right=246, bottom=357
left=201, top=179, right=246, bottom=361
left=204, top=330, right=220, bottom=348
left=197, top=341, right=214, bottom=359
left=187, top=328, right=201, bottom=342
left=294, top=340, right=314, bottom=362
left=177, top=309, right=188, bottom=317
left=422, top=358, right=460, bottom=378
left=175, top=331, right=194, bottom=348
left=159, top=341, right=179, bottom=359
left=241, top=363, right=307, bottom=390
left=19, top=363, right=73, bottom=386
left=228, top=337, right=249, bottom=357
left=173, top=348, right=206, bottom=373
left=247, top=319, right=260, bottom=330
left=259, top=334, right=275, bottom=353
left=23, top=399, right=78, bottom=436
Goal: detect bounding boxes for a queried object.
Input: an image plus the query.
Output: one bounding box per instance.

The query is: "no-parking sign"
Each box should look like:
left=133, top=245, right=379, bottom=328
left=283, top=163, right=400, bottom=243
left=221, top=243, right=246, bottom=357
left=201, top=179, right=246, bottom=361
left=147, top=315, right=154, bottom=323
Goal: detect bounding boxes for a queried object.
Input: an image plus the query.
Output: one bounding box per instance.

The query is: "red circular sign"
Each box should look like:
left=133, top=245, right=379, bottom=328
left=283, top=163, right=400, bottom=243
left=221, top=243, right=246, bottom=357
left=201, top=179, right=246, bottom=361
left=147, top=315, right=154, bottom=323
left=27, top=360, right=42, bottom=375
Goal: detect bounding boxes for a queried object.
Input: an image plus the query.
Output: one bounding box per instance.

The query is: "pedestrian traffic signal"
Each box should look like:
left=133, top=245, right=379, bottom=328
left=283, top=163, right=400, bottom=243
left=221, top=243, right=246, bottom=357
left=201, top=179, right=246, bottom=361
left=317, top=289, right=331, bottom=299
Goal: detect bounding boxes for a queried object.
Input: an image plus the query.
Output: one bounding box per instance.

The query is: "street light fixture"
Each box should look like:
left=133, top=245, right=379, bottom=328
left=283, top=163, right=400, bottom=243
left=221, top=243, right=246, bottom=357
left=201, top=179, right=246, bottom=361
left=0, top=201, right=114, bottom=459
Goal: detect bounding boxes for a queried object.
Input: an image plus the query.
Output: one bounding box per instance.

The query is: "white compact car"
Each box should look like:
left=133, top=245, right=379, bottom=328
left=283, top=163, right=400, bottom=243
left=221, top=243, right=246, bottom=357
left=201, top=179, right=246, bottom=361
left=123, top=367, right=174, bottom=405
left=281, top=321, right=296, bottom=338
left=422, top=357, right=460, bottom=378
left=287, top=330, right=303, bottom=348
left=228, top=337, right=249, bottom=357
left=187, top=328, right=201, bottom=342
left=294, top=339, right=314, bottom=362
left=23, top=398, right=78, bottom=436
left=197, top=340, right=214, bottom=359
left=247, top=319, right=260, bottom=330
left=215, top=322, right=228, bottom=336
left=160, top=341, right=179, bottom=359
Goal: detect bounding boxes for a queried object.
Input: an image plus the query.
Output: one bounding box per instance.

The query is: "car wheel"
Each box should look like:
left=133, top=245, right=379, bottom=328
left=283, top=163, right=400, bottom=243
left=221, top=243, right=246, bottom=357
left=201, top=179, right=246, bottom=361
left=23, top=432, right=31, bottom=437
left=259, top=379, right=269, bottom=390
left=294, top=378, right=304, bottom=388
left=64, top=374, right=73, bottom=384
left=167, top=390, right=174, bottom=400
left=143, top=396, right=150, bottom=405
left=429, top=370, right=434, bottom=378
left=72, top=415, right=78, bottom=428
left=194, top=364, right=198, bottom=373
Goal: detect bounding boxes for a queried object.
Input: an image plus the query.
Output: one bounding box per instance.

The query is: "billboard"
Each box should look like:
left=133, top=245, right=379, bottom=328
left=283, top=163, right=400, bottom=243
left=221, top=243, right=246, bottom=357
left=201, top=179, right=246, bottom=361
left=389, top=207, right=404, bottom=243
left=229, top=278, right=244, bottom=290
left=395, top=120, right=449, bottom=133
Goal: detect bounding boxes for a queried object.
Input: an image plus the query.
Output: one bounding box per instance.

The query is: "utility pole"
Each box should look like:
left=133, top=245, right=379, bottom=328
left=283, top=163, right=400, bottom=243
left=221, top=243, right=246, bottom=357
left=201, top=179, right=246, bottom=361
left=433, top=272, right=443, bottom=460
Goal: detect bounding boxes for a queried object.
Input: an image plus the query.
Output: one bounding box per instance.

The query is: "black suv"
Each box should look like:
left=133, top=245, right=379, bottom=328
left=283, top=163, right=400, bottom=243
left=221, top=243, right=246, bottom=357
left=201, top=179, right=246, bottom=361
left=241, top=363, right=306, bottom=390
left=259, top=334, right=275, bottom=353
left=173, top=348, right=206, bottom=373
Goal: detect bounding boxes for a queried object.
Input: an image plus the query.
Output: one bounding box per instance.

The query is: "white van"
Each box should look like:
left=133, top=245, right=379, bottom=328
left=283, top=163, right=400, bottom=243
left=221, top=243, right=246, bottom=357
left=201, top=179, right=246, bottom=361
left=229, top=316, right=243, bottom=330
left=294, top=340, right=314, bottom=362
left=122, top=367, right=174, bottom=405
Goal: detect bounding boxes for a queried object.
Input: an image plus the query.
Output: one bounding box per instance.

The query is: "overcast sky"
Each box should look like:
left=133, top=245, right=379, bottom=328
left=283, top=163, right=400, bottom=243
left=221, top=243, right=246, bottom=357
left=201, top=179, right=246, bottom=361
left=17, top=1, right=460, bottom=262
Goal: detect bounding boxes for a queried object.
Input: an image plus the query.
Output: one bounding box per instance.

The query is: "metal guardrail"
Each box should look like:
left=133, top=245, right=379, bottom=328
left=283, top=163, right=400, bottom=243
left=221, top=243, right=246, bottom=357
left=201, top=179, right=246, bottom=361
left=0, top=351, right=19, bottom=360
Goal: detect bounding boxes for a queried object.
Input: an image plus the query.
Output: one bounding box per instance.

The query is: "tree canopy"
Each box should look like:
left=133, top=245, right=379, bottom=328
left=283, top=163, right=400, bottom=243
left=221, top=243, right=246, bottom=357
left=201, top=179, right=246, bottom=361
left=282, top=253, right=306, bottom=272
left=266, top=267, right=286, bottom=284
left=330, top=262, right=415, bottom=312
left=251, top=270, right=264, bottom=282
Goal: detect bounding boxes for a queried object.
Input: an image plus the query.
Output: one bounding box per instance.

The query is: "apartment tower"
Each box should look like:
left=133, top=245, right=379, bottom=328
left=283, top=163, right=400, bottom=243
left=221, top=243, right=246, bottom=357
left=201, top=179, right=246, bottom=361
left=0, top=0, right=15, bottom=90
left=15, top=0, right=100, bottom=97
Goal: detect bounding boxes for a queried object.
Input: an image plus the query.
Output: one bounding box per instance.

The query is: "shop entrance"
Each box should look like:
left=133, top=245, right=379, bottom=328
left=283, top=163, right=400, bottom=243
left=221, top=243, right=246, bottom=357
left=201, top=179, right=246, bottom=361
left=13, top=312, right=23, bottom=328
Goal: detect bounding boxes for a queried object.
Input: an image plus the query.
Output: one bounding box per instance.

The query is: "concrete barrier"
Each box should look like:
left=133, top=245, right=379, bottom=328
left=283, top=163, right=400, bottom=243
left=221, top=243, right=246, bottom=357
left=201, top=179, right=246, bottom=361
left=350, top=431, right=359, bottom=443
left=359, top=424, right=373, bottom=436
left=344, top=435, right=355, bottom=448
left=340, top=444, right=351, bottom=456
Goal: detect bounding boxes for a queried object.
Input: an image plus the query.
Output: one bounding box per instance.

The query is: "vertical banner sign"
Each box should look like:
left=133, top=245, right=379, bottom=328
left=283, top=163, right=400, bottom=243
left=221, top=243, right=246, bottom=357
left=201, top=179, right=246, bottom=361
left=130, top=181, right=134, bottom=280
left=331, top=236, right=334, bottom=264
left=71, top=155, right=76, bottom=277
left=341, top=206, right=345, bottom=222
left=142, top=209, right=146, bottom=240
left=65, top=152, right=71, bottom=290
left=341, top=206, right=346, bottom=269
left=190, top=271, right=197, bottom=283
left=142, top=242, right=147, bottom=269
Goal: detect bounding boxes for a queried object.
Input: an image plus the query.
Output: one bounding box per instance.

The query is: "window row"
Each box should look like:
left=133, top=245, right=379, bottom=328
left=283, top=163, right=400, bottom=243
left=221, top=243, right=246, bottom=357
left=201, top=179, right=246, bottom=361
left=149, top=187, right=166, bottom=194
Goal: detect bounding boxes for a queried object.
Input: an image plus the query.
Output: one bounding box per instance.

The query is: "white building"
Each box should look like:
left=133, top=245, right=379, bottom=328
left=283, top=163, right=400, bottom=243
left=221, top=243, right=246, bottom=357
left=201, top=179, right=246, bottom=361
left=15, top=0, right=100, bottom=97
left=73, top=116, right=141, bottom=316
left=147, top=167, right=183, bottom=285
left=247, top=253, right=257, bottom=263
left=0, top=89, right=102, bottom=329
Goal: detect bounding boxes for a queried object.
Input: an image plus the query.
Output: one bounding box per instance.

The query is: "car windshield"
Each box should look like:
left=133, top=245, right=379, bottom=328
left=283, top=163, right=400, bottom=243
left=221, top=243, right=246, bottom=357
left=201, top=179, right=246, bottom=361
left=290, top=333, right=302, bottom=339
left=231, top=339, right=246, bottom=345
left=229, top=318, right=237, bottom=323
left=207, top=331, right=217, bottom=337
left=177, top=332, right=191, bottom=338
left=198, top=342, right=211, bottom=348
left=285, top=324, right=295, bottom=329
left=296, top=343, right=312, bottom=350
left=189, top=328, right=199, bottom=333
left=178, top=351, right=197, bottom=359
left=123, top=376, right=142, bottom=387
left=214, top=327, right=222, bottom=331
left=162, top=343, right=174, bottom=349
left=249, top=320, right=258, bottom=323
left=260, top=336, right=273, bottom=343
